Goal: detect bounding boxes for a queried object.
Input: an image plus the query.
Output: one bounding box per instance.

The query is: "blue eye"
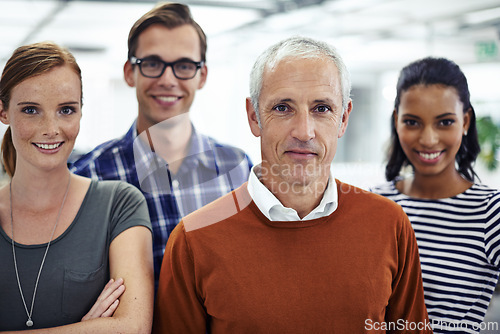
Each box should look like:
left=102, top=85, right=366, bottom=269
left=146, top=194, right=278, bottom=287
left=21, top=106, right=37, bottom=115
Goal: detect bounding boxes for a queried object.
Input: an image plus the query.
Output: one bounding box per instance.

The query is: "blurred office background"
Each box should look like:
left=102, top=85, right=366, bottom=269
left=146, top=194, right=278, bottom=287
left=1, top=0, right=500, bottom=330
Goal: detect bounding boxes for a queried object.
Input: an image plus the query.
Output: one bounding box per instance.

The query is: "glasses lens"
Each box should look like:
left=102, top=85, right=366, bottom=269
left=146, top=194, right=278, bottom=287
left=173, top=62, right=198, bottom=79
left=140, top=59, right=164, bottom=77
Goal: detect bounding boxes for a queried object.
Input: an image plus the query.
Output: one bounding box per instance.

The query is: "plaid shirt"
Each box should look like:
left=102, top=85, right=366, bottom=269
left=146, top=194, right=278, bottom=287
left=70, top=122, right=252, bottom=287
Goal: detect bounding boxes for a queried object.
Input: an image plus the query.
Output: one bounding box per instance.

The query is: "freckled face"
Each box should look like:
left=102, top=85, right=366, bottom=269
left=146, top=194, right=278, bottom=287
left=396, top=84, right=470, bottom=178
left=0, top=65, right=82, bottom=173
left=246, top=56, right=351, bottom=189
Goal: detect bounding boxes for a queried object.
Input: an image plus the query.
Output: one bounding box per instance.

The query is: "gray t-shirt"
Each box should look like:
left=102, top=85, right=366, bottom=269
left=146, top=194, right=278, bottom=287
left=0, top=180, right=152, bottom=330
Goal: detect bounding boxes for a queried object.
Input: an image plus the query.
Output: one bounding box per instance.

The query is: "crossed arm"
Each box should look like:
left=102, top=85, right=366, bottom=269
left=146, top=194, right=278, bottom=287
left=81, top=277, right=126, bottom=321
left=4, top=225, right=154, bottom=334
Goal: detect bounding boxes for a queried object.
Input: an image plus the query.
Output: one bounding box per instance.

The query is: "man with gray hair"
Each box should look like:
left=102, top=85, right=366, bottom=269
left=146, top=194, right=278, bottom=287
left=153, top=36, right=431, bottom=333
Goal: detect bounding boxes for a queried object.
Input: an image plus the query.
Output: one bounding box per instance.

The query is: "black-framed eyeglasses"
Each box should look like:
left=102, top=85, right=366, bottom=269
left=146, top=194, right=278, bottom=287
left=130, top=56, right=204, bottom=80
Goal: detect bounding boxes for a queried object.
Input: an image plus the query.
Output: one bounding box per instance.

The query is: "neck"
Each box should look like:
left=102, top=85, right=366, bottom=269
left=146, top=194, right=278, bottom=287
left=400, top=168, right=472, bottom=199
left=11, top=165, right=71, bottom=211
left=260, top=166, right=329, bottom=219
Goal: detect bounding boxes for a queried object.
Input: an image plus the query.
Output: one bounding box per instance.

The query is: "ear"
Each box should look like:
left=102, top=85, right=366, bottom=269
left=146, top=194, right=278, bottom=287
left=246, top=97, right=261, bottom=138
left=123, top=60, right=136, bottom=87
left=0, top=100, right=9, bottom=125
left=337, top=99, right=353, bottom=138
left=197, top=64, right=208, bottom=90
left=463, top=108, right=472, bottom=134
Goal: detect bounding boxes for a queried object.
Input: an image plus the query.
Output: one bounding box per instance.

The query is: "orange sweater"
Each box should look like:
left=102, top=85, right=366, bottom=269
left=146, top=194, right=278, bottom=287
left=154, top=181, right=431, bottom=333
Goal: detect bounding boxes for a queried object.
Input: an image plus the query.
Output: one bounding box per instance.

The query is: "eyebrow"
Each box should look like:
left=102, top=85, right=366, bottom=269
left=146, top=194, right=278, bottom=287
left=271, top=98, right=336, bottom=105
left=269, top=98, right=293, bottom=105
left=17, top=101, right=80, bottom=106
left=402, top=112, right=457, bottom=119
left=312, top=98, right=336, bottom=105
left=436, top=112, right=457, bottom=118
left=142, top=55, right=198, bottom=63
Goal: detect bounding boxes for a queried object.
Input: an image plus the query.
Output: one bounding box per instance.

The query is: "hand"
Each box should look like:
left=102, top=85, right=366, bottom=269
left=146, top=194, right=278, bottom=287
left=81, top=278, right=126, bottom=321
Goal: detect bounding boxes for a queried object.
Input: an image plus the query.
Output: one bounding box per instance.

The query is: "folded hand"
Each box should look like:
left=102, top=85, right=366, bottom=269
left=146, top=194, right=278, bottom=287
left=81, top=278, right=125, bottom=321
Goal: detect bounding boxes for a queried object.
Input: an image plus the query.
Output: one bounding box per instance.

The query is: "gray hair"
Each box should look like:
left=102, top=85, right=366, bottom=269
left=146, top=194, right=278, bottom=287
left=249, top=36, right=351, bottom=126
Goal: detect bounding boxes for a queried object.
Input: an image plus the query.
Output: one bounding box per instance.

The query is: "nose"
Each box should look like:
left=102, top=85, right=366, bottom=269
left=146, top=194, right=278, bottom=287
left=42, top=114, right=60, bottom=137
left=419, top=125, right=438, bottom=147
left=157, top=65, right=177, bottom=87
left=291, top=110, right=315, bottom=142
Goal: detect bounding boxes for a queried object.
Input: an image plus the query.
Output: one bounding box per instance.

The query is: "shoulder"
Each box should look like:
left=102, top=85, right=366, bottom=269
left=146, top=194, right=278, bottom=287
left=336, top=179, right=407, bottom=218
left=337, top=179, right=398, bottom=205
left=454, top=184, right=500, bottom=211
left=91, top=180, right=145, bottom=203
left=468, top=183, right=500, bottom=198
left=89, top=181, right=151, bottom=237
left=182, top=182, right=252, bottom=232
left=472, top=184, right=500, bottom=212
left=369, top=181, right=398, bottom=196
left=334, top=180, right=413, bottom=243
left=99, top=179, right=143, bottom=196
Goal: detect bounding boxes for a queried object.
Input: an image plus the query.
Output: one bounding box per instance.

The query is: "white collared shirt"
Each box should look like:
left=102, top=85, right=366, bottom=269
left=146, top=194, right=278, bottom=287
left=247, top=164, right=338, bottom=221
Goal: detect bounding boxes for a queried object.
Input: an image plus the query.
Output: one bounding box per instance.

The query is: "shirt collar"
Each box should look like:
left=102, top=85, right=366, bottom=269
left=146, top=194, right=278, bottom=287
left=247, top=164, right=338, bottom=221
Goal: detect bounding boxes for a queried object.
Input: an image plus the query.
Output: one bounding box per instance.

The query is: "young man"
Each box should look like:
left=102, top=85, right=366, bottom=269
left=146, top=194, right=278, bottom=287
left=154, top=36, right=431, bottom=333
left=71, top=3, right=251, bottom=288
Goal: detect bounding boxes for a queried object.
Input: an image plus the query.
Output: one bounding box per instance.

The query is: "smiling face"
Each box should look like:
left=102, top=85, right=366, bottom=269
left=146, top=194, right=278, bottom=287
left=395, top=84, right=470, bottom=179
left=246, top=56, right=351, bottom=192
left=124, top=24, right=207, bottom=133
left=0, top=65, right=81, bottom=174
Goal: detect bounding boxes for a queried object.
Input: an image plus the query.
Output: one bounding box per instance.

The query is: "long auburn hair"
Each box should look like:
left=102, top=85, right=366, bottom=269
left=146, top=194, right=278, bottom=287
left=386, top=57, right=480, bottom=182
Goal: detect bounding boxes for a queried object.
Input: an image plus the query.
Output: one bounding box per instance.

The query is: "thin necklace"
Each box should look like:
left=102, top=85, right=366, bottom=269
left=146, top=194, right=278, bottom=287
left=10, top=175, right=71, bottom=328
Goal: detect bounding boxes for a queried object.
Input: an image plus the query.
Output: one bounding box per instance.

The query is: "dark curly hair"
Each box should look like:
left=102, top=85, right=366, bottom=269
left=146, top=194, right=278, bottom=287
left=386, top=57, right=480, bottom=182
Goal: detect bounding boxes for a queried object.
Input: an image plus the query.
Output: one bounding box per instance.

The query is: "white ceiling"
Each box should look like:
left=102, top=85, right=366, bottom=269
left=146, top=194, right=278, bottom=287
left=1, top=0, right=500, bottom=74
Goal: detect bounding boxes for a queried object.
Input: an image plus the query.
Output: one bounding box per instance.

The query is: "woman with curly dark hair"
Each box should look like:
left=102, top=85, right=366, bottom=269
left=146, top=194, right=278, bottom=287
left=372, top=57, right=500, bottom=334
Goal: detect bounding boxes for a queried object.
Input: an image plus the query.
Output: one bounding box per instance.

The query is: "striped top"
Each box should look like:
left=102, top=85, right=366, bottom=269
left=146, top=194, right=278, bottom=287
left=371, top=182, right=500, bottom=334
